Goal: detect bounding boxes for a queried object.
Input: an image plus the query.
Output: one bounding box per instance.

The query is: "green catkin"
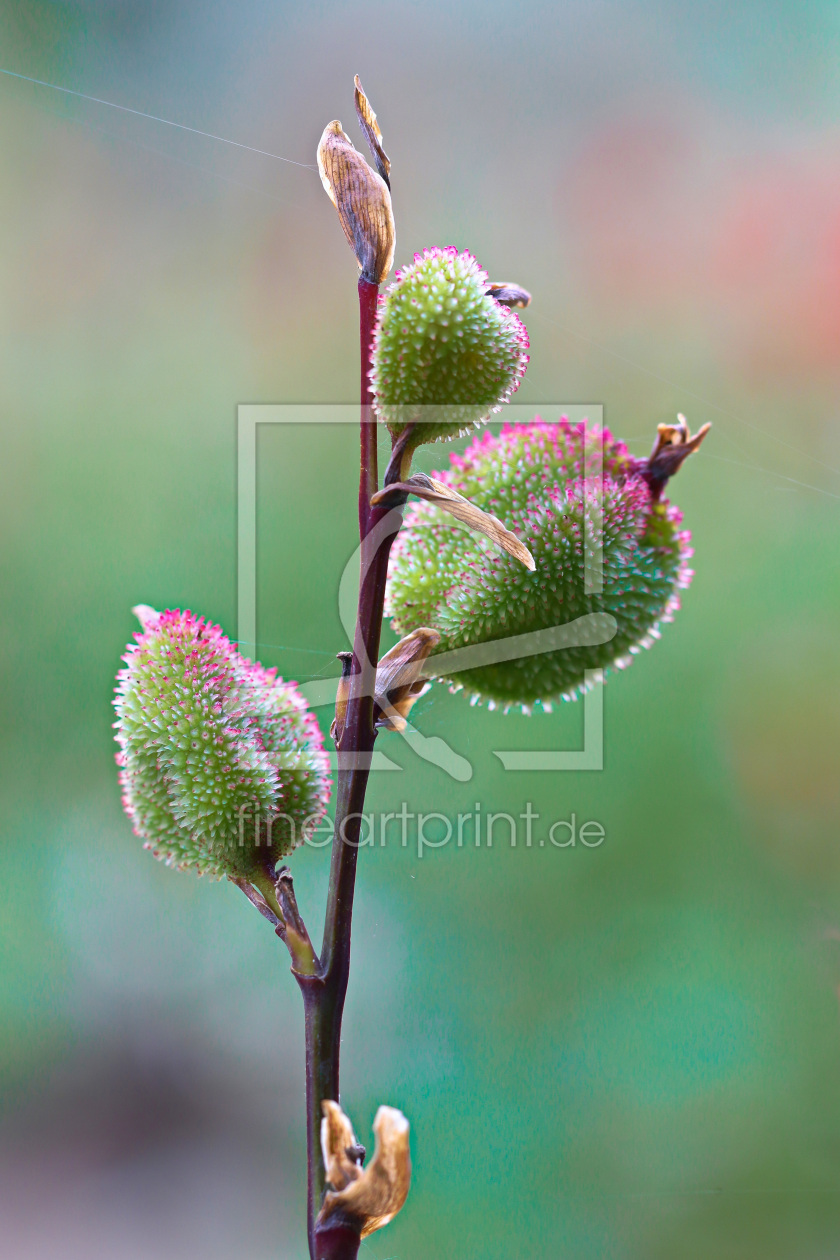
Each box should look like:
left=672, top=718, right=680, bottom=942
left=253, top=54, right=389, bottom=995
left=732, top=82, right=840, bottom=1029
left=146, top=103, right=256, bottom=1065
left=371, top=247, right=530, bottom=446
left=386, top=419, right=695, bottom=708
left=114, top=609, right=331, bottom=879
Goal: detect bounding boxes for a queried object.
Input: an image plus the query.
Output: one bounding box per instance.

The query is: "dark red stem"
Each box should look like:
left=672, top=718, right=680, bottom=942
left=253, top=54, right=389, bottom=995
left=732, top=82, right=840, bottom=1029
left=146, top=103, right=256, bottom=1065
left=358, top=276, right=379, bottom=533
left=298, top=277, right=403, bottom=1260
left=314, top=1224, right=361, bottom=1260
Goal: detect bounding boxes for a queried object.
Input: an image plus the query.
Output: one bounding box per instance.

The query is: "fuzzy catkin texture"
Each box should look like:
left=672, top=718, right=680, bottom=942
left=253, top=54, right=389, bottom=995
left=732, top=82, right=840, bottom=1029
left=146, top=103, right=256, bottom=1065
left=386, top=420, right=694, bottom=707
left=114, top=610, right=331, bottom=879
left=370, top=247, right=529, bottom=445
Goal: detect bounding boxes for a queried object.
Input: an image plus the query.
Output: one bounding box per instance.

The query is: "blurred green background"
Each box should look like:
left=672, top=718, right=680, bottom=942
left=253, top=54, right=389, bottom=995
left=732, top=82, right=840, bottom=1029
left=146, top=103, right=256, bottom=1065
left=1, top=2, right=839, bottom=1256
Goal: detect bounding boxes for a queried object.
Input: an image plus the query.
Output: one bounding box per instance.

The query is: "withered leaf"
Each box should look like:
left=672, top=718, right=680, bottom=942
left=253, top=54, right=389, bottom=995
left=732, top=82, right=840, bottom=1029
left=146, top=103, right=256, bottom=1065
left=318, top=1101, right=411, bottom=1239
left=354, top=75, right=390, bottom=187
left=642, top=414, right=711, bottom=498
left=331, top=635, right=440, bottom=741
left=485, top=281, right=532, bottom=309
left=375, top=627, right=440, bottom=732
left=320, top=1099, right=364, bottom=1193
left=317, top=120, right=395, bottom=284
left=330, top=651, right=354, bottom=746
left=372, top=473, right=536, bottom=571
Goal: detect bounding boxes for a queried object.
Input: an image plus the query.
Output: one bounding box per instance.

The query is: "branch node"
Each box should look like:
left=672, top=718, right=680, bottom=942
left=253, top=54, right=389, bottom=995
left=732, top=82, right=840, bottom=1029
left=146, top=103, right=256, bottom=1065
left=274, top=865, right=321, bottom=976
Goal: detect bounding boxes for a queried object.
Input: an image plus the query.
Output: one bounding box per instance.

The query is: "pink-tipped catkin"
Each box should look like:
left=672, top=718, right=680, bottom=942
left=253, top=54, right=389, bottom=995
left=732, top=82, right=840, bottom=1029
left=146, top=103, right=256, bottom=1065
left=114, top=609, right=331, bottom=879
left=386, top=418, right=695, bottom=708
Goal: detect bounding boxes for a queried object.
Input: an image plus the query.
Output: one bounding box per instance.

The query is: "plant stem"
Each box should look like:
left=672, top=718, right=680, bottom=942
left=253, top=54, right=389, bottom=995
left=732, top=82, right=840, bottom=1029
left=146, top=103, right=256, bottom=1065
left=357, top=276, right=380, bottom=532
left=296, top=276, right=403, bottom=1260
left=312, top=1223, right=361, bottom=1260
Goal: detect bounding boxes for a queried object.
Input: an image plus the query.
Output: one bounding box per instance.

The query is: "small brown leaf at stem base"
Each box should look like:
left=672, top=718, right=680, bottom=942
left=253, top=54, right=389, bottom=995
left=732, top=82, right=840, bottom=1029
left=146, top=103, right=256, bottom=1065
left=372, top=472, right=536, bottom=571
left=321, top=1100, right=364, bottom=1191
left=485, top=281, right=532, bottom=309
left=374, top=627, right=441, bottom=732
left=354, top=75, right=390, bottom=187
left=317, top=120, right=395, bottom=285
left=317, top=1101, right=411, bottom=1240
left=641, top=414, right=711, bottom=498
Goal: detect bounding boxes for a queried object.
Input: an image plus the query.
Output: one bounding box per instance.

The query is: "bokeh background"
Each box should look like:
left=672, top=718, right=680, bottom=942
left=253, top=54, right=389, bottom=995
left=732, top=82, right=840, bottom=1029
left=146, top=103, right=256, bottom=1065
left=2, top=2, right=839, bottom=1256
